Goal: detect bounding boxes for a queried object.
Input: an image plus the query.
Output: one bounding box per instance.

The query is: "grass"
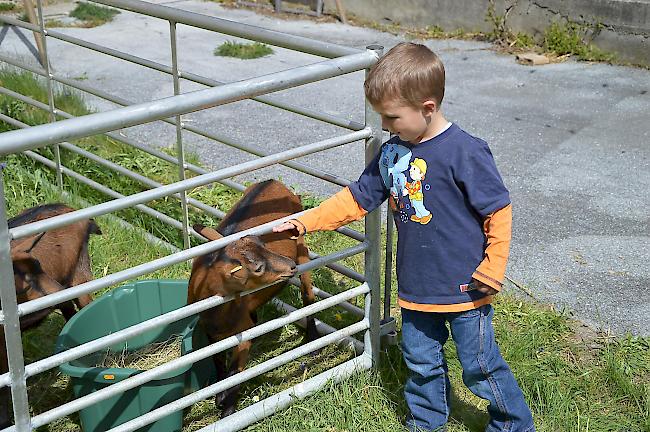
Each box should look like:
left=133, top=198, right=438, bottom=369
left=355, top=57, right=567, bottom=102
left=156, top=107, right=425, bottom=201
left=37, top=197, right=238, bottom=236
left=214, top=41, right=274, bottom=59
left=69, top=2, right=120, bottom=27
left=2, top=69, right=649, bottom=432
left=0, top=2, right=15, bottom=12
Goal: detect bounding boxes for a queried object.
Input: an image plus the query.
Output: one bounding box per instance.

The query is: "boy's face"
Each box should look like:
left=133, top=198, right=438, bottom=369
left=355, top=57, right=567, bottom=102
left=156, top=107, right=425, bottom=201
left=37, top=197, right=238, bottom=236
left=372, top=99, right=436, bottom=144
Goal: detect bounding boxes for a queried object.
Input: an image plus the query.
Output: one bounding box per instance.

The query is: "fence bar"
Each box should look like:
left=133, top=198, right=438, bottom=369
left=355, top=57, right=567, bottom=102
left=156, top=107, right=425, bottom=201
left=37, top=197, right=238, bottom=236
left=0, top=86, right=50, bottom=112
left=169, top=20, right=191, bottom=248
left=51, top=71, right=355, bottom=188
left=179, top=121, right=353, bottom=188
left=44, top=31, right=362, bottom=132
left=196, top=353, right=372, bottom=432
left=0, top=50, right=377, bottom=154
left=363, top=45, right=384, bottom=366
left=0, top=52, right=45, bottom=76
left=0, top=97, right=363, bottom=242
left=33, top=0, right=62, bottom=190
left=0, top=110, right=198, bottom=235
left=9, top=216, right=369, bottom=321
left=24, top=285, right=369, bottom=429
left=0, top=173, right=31, bottom=432
left=8, top=128, right=372, bottom=240
left=0, top=273, right=303, bottom=387
left=308, top=251, right=364, bottom=282
left=0, top=15, right=39, bottom=32
left=0, top=248, right=366, bottom=388
left=271, top=298, right=364, bottom=353
left=32, top=23, right=365, bottom=131
left=92, top=0, right=360, bottom=58
left=0, top=79, right=241, bottom=194
left=311, top=287, right=364, bottom=316
left=112, top=323, right=370, bottom=432
left=384, top=207, right=394, bottom=321
left=58, top=141, right=227, bottom=219
left=1, top=57, right=356, bottom=189
left=19, top=148, right=207, bottom=242
left=0, top=97, right=362, bottom=246
left=0, top=110, right=228, bottom=221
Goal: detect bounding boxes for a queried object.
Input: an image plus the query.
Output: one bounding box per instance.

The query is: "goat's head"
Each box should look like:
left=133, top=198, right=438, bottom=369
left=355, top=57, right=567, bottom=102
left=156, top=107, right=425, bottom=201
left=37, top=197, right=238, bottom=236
left=194, top=224, right=297, bottom=294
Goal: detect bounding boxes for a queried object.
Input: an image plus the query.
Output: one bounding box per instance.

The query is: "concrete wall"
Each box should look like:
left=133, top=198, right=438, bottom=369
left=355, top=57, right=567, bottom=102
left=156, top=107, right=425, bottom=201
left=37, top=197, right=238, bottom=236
left=323, top=0, right=650, bottom=65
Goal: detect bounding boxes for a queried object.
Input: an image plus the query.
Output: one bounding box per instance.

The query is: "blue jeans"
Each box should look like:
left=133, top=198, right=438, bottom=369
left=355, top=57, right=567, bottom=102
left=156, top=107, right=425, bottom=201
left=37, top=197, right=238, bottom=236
left=401, top=305, right=535, bottom=432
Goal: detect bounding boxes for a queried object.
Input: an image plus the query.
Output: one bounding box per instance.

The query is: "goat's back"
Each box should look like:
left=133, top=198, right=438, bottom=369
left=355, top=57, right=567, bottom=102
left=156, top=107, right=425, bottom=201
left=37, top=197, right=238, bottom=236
left=9, top=204, right=100, bottom=284
left=217, top=180, right=302, bottom=236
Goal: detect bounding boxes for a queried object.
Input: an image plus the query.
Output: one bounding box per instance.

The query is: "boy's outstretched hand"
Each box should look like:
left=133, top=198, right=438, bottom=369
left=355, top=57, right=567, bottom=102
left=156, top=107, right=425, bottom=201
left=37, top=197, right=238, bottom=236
left=273, top=222, right=296, bottom=233
left=273, top=221, right=302, bottom=239
left=471, top=279, right=499, bottom=295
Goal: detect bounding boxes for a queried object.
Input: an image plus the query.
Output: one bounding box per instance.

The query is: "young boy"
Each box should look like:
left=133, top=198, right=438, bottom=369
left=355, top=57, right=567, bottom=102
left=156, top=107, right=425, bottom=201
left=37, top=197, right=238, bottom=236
left=274, top=42, right=535, bottom=432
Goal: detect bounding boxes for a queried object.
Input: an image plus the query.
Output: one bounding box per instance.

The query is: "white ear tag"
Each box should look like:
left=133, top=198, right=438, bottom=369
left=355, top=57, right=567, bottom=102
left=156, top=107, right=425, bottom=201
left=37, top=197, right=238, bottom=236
left=230, top=265, right=243, bottom=274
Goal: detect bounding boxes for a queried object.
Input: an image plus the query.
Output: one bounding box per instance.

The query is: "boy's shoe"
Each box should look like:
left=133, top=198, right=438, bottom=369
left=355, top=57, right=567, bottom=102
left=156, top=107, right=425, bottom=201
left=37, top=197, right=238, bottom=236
left=419, top=214, right=432, bottom=225
left=410, top=215, right=421, bottom=222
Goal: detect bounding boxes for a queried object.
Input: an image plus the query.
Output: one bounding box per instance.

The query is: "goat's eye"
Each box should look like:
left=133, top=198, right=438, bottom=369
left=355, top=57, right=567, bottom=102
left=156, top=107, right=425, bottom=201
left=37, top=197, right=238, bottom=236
left=253, top=263, right=265, bottom=274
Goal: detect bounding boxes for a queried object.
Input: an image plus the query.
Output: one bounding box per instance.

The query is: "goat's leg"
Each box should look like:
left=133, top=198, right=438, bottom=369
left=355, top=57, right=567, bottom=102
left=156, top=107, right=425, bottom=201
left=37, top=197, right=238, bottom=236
left=71, top=254, right=94, bottom=312
left=218, top=340, right=252, bottom=418
left=58, top=301, right=78, bottom=321
left=73, top=295, right=92, bottom=311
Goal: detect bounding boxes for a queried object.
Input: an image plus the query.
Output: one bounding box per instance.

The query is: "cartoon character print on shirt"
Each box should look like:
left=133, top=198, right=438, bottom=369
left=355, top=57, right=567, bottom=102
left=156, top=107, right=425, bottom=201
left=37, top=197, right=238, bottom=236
left=402, top=158, right=432, bottom=225
left=379, top=143, right=412, bottom=220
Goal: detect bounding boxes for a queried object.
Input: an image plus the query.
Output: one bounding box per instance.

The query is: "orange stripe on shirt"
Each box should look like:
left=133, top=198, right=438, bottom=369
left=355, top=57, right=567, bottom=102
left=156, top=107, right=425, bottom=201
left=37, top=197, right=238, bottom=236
left=399, top=296, right=493, bottom=312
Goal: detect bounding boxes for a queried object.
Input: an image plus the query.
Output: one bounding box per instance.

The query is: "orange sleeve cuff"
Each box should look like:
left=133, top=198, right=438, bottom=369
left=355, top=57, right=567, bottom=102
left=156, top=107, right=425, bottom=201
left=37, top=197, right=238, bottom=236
left=472, top=204, right=512, bottom=291
left=293, top=187, right=367, bottom=234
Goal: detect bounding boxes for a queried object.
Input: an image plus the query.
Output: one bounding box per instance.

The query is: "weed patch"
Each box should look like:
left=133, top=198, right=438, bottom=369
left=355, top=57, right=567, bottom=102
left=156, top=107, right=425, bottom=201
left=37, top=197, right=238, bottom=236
left=543, top=21, right=615, bottom=62
left=214, top=41, right=274, bottom=59
left=69, top=2, right=120, bottom=27
left=0, top=2, right=15, bottom=12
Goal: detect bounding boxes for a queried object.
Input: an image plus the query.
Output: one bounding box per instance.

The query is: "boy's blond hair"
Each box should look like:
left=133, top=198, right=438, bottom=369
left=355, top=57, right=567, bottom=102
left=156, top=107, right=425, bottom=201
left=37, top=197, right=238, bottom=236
left=365, top=42, right=445, bottom=109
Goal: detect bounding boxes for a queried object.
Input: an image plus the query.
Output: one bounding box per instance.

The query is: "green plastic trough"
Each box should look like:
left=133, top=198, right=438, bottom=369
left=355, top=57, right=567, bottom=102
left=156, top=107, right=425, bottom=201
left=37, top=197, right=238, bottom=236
left=55, top=279, right=215, bottom=432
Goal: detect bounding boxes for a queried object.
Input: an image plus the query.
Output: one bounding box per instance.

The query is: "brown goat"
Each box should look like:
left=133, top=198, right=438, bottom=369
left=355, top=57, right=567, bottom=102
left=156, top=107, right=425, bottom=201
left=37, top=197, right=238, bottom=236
left=0, top=204, right=101, bottom=429
left=188, top=180, right=316, bottom=417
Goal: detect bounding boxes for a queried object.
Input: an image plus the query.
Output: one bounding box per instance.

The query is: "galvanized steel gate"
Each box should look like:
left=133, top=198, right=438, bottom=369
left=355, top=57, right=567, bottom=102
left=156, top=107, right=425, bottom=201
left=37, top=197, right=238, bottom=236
left=0, top=0, right=394, bottom=431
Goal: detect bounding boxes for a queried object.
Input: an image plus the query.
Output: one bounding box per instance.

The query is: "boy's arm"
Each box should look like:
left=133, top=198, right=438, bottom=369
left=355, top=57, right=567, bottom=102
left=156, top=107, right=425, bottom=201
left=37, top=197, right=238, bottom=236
left=472, top=204, right=512, bottom=292
left=285, top=187, right=367, bottom=235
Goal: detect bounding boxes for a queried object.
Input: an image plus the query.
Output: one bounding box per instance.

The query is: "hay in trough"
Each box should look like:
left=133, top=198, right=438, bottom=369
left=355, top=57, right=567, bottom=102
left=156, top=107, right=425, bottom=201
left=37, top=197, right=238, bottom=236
left=97, top=334, right=183, bottom=371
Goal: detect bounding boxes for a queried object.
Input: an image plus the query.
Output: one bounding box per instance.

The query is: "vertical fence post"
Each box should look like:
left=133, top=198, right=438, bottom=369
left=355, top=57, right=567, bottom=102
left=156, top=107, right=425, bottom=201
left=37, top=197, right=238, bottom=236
left=384, top=208, right=393, bottom=322
left=0, top=171, right=32, bottom=432
left=35, top=0, right=63, bottom=190
left=274, top=0, right=281, bottom=13
left=169, top=21, right=191, bottom=250
left=363, top=45, right=383, bottom=366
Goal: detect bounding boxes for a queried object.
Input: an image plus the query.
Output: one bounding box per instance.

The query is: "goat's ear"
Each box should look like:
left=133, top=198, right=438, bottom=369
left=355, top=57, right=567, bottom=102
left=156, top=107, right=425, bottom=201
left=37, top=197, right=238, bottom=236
left=193, top=224, right=223, bottom=241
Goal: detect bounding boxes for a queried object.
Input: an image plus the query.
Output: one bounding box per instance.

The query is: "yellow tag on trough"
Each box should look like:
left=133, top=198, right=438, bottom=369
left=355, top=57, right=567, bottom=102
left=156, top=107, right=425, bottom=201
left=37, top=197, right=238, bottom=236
left=103, top=374, right=115, bottom=380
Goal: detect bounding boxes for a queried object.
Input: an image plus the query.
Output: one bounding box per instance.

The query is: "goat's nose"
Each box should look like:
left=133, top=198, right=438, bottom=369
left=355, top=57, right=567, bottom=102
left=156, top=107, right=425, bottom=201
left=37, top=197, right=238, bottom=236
left=289, top=263, right=297, bottom=275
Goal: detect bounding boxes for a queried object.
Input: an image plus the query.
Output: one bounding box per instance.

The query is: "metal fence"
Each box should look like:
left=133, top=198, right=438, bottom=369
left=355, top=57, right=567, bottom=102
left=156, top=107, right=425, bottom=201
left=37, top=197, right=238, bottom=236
left=0, top=0, right=391, bottom=431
